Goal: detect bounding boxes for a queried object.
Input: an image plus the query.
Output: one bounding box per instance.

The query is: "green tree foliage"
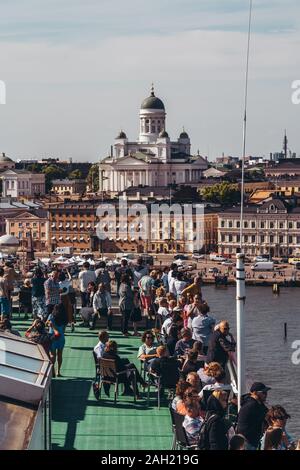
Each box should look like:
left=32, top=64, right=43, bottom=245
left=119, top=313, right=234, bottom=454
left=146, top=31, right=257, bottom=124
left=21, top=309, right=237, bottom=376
left=27, top=163, right=43, bottom=173
left=69, top=169, right=82, bottom=179
left=201, top=182, right=241, bottom=206
left=42, top=165, right=67, bottom=192
left=87, top=164, right=99, bottom=192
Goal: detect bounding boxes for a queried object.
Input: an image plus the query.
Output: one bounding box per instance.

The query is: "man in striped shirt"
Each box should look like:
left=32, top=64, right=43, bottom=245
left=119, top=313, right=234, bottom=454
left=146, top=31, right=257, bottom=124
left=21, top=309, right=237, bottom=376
left=44, top=271, right=60, bottom=319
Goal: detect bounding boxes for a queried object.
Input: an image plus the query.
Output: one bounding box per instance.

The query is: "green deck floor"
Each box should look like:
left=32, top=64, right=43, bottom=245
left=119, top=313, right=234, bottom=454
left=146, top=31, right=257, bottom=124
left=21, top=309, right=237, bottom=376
left=13, top=319, right=172, bottom=450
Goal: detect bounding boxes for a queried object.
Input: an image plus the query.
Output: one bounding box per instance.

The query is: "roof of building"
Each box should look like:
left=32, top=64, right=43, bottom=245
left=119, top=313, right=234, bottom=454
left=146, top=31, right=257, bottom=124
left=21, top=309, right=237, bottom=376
left=179, top=131, right=189, bottom=139
left=0, top=152, right=14, bottom=163
left=140, top=89, right=165, bottom=110
left=116, top=131, right=127, bottom=139
left=159, top=130, right=169, bottom=138
left=52, top=179, right=86, bottom=185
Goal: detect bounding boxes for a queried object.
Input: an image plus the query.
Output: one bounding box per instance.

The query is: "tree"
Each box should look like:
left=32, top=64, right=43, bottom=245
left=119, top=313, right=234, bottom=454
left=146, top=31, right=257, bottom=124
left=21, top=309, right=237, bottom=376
left=69, top=169, right=82, bottom=180
left=42, top=164, right=67, bottom=192
left=201, top=182, right=241, bottom=206
left=87, top=164, right=99, bottom=192
left=27, top=163, right=43, bottom=173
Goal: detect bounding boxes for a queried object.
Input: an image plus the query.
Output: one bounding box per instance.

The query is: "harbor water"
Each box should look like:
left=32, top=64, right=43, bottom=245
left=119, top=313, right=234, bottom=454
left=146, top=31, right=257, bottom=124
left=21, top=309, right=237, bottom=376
left=203, top=285, right=300, bottom=437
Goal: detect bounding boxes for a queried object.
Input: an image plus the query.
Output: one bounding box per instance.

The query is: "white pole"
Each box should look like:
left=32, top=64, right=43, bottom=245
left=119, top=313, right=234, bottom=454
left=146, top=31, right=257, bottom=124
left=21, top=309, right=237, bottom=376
left=236, top=253, right=246, bottom=410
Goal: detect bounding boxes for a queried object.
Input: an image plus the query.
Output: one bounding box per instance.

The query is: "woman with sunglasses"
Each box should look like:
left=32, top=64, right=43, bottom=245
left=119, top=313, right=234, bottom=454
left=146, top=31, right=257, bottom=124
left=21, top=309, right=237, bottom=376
left=137, top=330, right=158, bottom=371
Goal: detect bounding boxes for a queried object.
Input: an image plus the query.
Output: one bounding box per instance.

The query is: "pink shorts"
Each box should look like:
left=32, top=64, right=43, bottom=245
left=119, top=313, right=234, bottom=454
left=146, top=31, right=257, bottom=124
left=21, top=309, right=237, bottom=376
left=140, top=294, right=152, bottom=310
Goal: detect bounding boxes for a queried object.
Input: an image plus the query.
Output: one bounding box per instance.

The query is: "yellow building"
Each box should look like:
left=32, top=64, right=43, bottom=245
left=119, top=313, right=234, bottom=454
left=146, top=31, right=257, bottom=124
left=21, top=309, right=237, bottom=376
left=6, top=211, right=49, bottom=252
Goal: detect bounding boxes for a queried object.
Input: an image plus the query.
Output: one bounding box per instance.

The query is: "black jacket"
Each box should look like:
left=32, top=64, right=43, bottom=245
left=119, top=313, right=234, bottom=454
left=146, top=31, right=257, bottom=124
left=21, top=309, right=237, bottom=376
left=206, top=330, right=236, bottom=366
left=150, top=356, right=180, bottom=387
left=237, top=396, right=268, bottom=448
left=102, top=351, right=126, bottom=373
left=205, top=395, right=229, bottom=450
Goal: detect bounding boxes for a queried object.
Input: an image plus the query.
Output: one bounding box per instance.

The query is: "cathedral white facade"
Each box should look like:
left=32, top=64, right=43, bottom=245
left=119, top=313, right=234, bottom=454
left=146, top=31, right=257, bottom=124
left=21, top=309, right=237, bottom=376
left=99, top=87, right=208, bottom=192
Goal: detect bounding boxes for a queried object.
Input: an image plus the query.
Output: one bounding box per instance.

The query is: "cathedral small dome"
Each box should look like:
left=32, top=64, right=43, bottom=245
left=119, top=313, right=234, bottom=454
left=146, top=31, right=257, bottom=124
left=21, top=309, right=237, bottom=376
left=159, top=130, right=169, bottom=138
left=116, top=131, right=127, bottom=139
left=179, top=131, right=189, bottom=139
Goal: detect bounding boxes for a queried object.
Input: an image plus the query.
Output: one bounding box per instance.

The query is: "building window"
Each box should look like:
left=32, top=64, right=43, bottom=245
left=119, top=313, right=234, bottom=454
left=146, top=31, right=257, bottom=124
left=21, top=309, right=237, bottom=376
left=228, top=235, right=232, bottom=242
left=251, top=221, right=255, bottom=228
left=260, top=222, right=265, bottom=229
left=244, top=221, right=248, bottom=228
left=221, top=220, right=225, bottom=228
left=42, top=232, right=46, bottom=237
left=244, top=235, right=248, bottom=242
left=236, top=221, right=240, bottom=228
left=289, top=222, right=293, bottom=229
left=260, top=236, right=265, bottom=243
left=11, top=223, right=15, bottom=227
left=279, top=236, right=284, bottom=243
left=289, top=236, right=293, bottom=244
left=270, top=222, right=274, bottom=229
left=270, top=235, right=274, bottom=243
left=279, top=222, right=284, bottom=229
left=297, top=236, right=300, bottom=244
left=252, top=235, right=255, bottom=243
left=229, top=221, right=233, bottom=228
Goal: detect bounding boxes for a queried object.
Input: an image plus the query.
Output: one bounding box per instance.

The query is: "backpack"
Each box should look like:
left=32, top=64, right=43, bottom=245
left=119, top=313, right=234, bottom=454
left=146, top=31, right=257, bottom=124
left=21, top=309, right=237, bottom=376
left=198, top=413, right=219, bottom=450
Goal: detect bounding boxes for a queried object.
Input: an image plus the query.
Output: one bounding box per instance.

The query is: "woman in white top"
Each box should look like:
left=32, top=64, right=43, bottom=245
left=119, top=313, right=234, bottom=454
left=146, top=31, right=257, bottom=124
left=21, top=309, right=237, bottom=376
left=174, top=272, right=188, bottom=298
left=199, top=369, right=231, bottom=399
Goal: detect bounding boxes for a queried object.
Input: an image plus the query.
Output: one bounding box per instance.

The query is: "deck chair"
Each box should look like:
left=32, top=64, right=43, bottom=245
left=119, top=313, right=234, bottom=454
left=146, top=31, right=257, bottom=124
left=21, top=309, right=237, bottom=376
left=98, top=358, right=136, bottom=404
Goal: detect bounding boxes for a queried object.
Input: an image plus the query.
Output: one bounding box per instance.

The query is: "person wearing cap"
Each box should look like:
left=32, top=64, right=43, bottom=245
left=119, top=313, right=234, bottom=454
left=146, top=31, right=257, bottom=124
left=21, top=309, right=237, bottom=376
left=237, top=382, right=271, bottom=450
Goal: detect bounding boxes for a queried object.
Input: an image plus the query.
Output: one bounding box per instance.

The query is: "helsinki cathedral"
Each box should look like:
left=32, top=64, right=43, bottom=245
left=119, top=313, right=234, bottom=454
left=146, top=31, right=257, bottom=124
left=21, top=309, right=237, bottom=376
left=99, top=86, right=208, bottom=193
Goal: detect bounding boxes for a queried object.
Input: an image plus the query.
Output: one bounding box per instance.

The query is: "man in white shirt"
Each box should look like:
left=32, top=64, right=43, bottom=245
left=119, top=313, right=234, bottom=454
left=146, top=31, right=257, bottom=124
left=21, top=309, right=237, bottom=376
left=93, top=330, right=109, bottom=360
left=78, top=262, right=96, bottom=307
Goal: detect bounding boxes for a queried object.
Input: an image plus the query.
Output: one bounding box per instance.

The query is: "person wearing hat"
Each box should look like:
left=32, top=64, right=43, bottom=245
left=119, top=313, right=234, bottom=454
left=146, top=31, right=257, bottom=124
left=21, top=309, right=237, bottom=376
left=237, top=382, right=271, bottom=450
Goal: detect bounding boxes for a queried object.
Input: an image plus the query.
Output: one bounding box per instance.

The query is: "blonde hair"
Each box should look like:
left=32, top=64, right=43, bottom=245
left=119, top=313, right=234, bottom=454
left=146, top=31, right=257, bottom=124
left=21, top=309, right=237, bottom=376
left=205, top=362, right=223, bottom=378
left=156, top=287, right=166, bottom=298
left=213, top=390, right=228, bottom=402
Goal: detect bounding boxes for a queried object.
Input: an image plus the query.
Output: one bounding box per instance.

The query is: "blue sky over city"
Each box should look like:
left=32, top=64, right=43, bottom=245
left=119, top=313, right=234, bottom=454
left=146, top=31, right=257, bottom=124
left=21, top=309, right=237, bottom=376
left=0, top=0, right=299, bottom=161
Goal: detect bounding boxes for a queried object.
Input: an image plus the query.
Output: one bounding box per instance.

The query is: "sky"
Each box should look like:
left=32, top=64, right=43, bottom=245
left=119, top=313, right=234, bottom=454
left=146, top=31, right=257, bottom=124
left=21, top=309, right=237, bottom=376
left=0, top=0, right=299, bottom=162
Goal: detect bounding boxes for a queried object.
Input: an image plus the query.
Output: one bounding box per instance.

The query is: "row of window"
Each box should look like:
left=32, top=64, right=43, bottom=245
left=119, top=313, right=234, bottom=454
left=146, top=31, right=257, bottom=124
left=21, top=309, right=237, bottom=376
left=220, top=220, right=300, bottom=229
left=6, top=180, right=29, bottom=189
left=10, top=222, right=45, bottom=228
left=221, top=234, right=300, bottom=244
left=11, top=232, right=46, bottom=238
